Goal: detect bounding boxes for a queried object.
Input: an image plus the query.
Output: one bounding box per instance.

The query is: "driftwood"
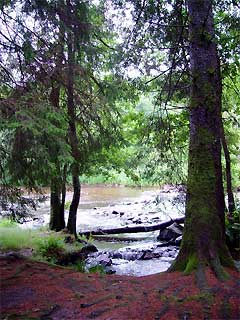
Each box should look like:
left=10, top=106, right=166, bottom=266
left=79, top=217, right=185, bottom=238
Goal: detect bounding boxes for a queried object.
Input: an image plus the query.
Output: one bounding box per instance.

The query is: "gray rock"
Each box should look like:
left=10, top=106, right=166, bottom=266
left=111, top=252, right=123, bottom=259
left=157, top=222, right=183, bottom=241
left=175, top=235, right=182, bottom=246
left=140, top=251, right=156, bottom=260
left=86, top=252, right=112, bottom=268
left=95, top=253, right=112, bottom=266
left=152, top=247, right=164, bottom=256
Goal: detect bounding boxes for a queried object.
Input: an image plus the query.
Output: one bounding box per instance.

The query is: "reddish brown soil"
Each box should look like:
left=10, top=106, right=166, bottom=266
left=1, top=255, right=239, bottom=320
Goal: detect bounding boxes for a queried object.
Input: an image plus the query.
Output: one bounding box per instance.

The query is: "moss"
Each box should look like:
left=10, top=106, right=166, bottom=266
left=207, top=67, right=215, bottom=74
left=210, top=257, right=230, bottom=281
left=184, top=254, right=198, bottom=274
left=185, top=292, right=213, bottom=304
left=219, top=247, right=235, bottom=268
left=169, top=257, right=187, bottom=272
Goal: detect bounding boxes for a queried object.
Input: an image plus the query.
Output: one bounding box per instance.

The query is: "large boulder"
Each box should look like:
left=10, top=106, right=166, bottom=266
left=157, top=222, right=183, bottom=241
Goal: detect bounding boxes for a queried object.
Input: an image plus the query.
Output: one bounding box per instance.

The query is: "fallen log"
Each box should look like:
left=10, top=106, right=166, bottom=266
left=79, top=217, right=185, bottom=238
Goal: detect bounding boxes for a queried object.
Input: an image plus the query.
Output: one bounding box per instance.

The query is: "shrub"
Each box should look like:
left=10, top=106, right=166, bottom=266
left=88, top=264, right=106, bottom=274
left=74, top=261, right=86, bottom=273
left=36, top=236, right=65, bottom=263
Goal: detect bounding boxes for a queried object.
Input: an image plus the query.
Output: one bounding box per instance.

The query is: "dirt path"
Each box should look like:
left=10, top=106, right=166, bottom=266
left=1, top=254, right=239, bottom=320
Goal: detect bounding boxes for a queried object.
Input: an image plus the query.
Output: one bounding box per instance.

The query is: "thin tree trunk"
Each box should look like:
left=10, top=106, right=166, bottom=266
left=65, top=8, right=81, bottom=236
left=60, top=164, right=67, bottom=220
left=220, top=118, right=236, bottom=215
left=67, top=164, right=80, bottom=237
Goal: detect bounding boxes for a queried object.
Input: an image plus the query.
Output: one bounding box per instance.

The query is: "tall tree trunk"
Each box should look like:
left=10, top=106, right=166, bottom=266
left=49, top=85, right=65, bottom=231
left=220, top=119, right=236, bottom=216
left=66, top=10, right=81, bottom=236
left=49, top=26, right=66, bottom=231
left=170, top=0, right=234, bottom=277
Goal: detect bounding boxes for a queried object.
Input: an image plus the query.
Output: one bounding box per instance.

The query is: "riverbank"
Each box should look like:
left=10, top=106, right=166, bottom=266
left=17, top=186, right=185, bottom=276
left=1, top=253, right=239, bottom=320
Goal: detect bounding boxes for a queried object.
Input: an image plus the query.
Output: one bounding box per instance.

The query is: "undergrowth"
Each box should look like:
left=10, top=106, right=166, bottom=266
left=0, top=219, right=105, bottom=274
left=0, top=219, right=39, bottom=250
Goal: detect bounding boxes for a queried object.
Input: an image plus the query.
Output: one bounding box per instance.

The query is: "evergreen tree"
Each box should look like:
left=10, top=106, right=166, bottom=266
left=170, top=0, right=234, bottom=276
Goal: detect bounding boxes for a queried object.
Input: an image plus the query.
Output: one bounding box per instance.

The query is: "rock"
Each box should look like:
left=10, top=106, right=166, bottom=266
left=160, top=184, right=186, bottom=193
left=168, top=251, right=177, bottom=258
left=106, top=269, right=116, bottom=274
left=161, top=251, right=171, bottom=258
left=175, top=236, right=182, bottom=246
left=112, top=210, right=119, bottom=215
left=133, top=218, right=142, bottom=224
left=120, top=212, right=125, bottom=217
left=152, top=247, right=164, bottom=257
left=157, top=222, right=183, bottom=241
left=80, top=244, right=98, bottom=255
left=57, top=251, right=85, bottom=265
left=94, top=253, right=112, bottom=267
left=140, top=251, right=156, bottom=260
left=115, top=249, right=143, bottom=261
left=112, top=252, right=123, bottom=259
left=85, top=252, right=113, bottom=270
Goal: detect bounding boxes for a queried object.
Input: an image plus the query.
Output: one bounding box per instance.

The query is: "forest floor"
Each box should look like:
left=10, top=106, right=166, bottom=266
left=1, top=254, right=239, bottom=320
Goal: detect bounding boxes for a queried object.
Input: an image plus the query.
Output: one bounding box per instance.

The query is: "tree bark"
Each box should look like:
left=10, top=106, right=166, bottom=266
left=65, top=9, right=81, bottom=236
left=79, top=217, right=185, bottom=237
left=49, top=178, right=65, bottom=231
left=170, top=0, right=234, bottom=277
left=67, top=163, right=80, bottom=237
left=49, top=26, right=66, bottom=231
left=220, top=118, right=236, bottom=215
left=60, top=164, right=67, bottom=222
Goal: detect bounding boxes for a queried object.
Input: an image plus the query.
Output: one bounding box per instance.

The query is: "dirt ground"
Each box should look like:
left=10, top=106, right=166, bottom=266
left=1, top=254, right=239, bottom=320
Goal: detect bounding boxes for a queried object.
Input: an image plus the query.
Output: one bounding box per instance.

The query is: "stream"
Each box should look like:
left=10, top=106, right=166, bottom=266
left=25, top=185, right=185, bottom=276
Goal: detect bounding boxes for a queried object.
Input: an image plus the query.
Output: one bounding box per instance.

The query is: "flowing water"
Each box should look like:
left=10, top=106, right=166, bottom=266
left=26, top=185, right=185, bottom=276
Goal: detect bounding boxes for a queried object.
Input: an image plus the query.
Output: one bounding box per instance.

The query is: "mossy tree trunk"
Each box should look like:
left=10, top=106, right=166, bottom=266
left=170, top=0, right=234, bottom=277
